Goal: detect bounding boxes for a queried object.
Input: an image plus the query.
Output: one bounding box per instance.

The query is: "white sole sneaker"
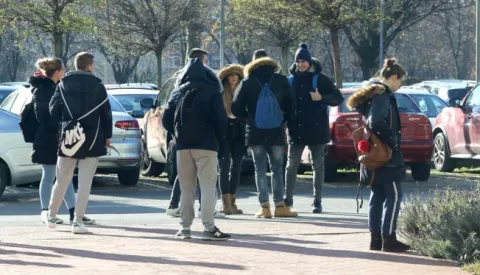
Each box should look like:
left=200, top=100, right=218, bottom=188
left=41, top=211, right=57, bottom=229
left=72, top=222, right=89, bottom=234
left=166, top=208, right=181, bottom=217
left=198, top=211, right=226, bottom=219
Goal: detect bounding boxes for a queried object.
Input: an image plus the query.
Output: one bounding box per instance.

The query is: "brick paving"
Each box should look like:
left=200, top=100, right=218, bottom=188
left=0, top=215, right=468, bottom=275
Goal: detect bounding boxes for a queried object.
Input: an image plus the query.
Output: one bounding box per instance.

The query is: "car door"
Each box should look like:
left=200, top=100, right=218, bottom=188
left=145, top=77, right=176, bottom=163
left=462, top=86, right=480, bottom=155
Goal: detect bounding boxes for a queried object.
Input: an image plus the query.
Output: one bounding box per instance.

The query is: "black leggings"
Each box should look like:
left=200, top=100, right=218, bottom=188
left=218, top=142, right=246, bottom=195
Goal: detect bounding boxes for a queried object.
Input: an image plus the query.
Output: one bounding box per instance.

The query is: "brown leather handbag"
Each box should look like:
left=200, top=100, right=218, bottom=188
left=352, top=109, right=393, bottom=172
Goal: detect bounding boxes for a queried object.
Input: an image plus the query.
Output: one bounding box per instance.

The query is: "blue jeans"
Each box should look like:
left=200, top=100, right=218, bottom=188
left=40, top=164, right=76, bottom=211
left=251, top=145, right=285, bottom=206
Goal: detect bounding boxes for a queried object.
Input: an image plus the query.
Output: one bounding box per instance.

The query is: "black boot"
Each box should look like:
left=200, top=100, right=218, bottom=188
left=382, top=234, right=411, bottom=252
left=370, top=233, right=382, bottom=251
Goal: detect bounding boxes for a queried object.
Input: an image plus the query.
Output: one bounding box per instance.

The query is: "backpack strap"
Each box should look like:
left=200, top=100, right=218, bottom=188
left=255, top=75, right=275, bottom=88
left=312, top=74, right=319, bottom=90
left=60, top=88, right=108, bottom=121
left=288, top=75, right=294, bottom=87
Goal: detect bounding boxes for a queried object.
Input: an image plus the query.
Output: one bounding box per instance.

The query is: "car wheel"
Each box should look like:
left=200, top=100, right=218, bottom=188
left=118, top=169, right=140, bottom=186
left=410, top=162, right=431, bottom=181
left=140, top=141, right=164, bottom=177
left=166, top=140, right=177, bottom=185
left=0, top=162, right=9, bottom=199
left=324, top=160, right=338, bottom=182
left=433, top=133, right=455, bottom=172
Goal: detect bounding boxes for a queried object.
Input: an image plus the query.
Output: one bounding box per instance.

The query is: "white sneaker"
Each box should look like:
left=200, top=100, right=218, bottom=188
left=41, top=211, right=61, bottom=228
left=166, top=208, right=181, bottom=217
left=198, top=210, right=226, bottom=219
left=72, top=222, right=89, bottom=234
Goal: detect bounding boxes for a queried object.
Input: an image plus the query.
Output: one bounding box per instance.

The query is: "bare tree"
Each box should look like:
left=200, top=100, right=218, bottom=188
left=107, top=0, right=190, bottom=86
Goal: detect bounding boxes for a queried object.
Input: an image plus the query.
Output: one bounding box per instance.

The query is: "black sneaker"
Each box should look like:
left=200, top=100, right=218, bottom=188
left=382, top=234, right=411, bottom=252
left=312, top=200, right=322, bottom=214
left=370, top=233, right=382, bottom=251
left=284, top=198, right=293, bottom=208
left=202, top=227, right=230, bottom=241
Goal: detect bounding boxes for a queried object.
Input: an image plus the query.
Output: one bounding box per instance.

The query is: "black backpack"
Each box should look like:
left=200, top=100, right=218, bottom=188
left=173, top=88, right=204, bottom=145
left=19, top=99, right=38, bottom=143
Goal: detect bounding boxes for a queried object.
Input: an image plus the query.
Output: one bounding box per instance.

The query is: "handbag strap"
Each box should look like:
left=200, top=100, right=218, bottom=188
left=60, top=88, right=108, bottom=121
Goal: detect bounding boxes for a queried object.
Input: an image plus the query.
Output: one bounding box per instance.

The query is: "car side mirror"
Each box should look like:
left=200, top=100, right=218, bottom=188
left=140, top=98, right=154, bottom=109
left=129, top=110, right=145, bottom=118
left=449, top=98, right=461, bottom=108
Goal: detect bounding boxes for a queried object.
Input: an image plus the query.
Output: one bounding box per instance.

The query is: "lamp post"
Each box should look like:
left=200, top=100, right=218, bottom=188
left=220, top=0, right=225, bottom=68
left=477, top=0, right=480, bottom=82
left=379, top=0, right=385, bottom=71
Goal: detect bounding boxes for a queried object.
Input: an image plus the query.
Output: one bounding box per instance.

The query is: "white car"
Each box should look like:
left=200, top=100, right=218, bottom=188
left=397, top=86, right=449, bottom=126
left=412, top=80, right=475, bottom=103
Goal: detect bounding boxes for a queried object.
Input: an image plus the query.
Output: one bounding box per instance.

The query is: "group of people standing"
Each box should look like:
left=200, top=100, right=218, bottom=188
left=31, top=43, right=410, bottom=252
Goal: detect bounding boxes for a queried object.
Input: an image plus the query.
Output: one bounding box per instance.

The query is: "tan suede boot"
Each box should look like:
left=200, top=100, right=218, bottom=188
left=255, top=204, right=272, bottom=219
left=274, top=202, right=298, bottom=217
left=220, top=194, right=233, bottom=215
left=230, top=194, right=243, bottom=214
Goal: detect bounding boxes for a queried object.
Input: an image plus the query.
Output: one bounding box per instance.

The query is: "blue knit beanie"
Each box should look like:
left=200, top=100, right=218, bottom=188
left=295, top=43, right=312, bottom=64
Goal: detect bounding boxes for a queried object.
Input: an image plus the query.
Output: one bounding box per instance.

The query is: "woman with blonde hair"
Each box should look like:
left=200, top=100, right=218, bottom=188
left=30, top=57, right=94, bottom=225
left=217, top=64, right=246, bottom=215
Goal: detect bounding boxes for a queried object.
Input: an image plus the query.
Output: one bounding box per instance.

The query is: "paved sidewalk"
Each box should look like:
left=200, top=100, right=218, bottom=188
left=0, top=214, right=468, bottom=275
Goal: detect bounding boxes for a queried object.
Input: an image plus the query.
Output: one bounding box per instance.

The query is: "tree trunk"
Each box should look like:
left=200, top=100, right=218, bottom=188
left=53, top=32, right=64, bottom=62
left=330, top=27, right=343, bottom=88
left=280, top=45, right=289, bottom=76
left=155, top=48, right=163, bottom=86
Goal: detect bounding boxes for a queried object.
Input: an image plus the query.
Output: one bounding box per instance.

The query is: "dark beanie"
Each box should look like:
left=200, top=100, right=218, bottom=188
left=295, top=43, right=312, bottom=64
left=253, top=49, right=268, bottom=60
left=189, top=48, right=208, bottom=58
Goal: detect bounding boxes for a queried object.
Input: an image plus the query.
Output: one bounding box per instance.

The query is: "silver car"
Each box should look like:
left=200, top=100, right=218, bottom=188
left=0, top=88, right=142, bottom=193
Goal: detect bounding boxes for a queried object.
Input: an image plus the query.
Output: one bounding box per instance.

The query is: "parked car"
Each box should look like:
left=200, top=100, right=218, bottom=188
left=105, top=83, right=155, bottom=90
left=397, top=86, right=449, bottom=126
left=0, top=109, right=42, bottom=198
left=0, top=85, right=20, bottom=104
left=0, top=82, right=30, bottom=89
left=0, top=88, right=142, bottom=186
left=138, top=72, right=181, bottom=179
left=413, top=80, right=475, bottom=103
left=432, top=83, right=480, bottom=172
left=107, top=89, right=158, bottom=130
left=308, top=88, right=433, bottom=182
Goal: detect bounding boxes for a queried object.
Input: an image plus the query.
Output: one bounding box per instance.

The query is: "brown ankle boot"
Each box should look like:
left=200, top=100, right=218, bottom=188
left=255, top=204, right=272, bottom=218
left=230, top=194, right=243, bottom=214
left=220, top=194, right=233, bottom=215
left=274, top=202, right=298, bottom=217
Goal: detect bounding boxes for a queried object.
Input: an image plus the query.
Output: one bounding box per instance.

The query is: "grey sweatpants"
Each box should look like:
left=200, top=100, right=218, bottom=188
left=177, top=149, right=218, bottom=231
left=48, top=157, right=99, bottom=223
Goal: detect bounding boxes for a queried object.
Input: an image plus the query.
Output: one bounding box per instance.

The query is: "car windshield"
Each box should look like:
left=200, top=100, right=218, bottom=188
left=408, top=94, right=448, bottom=118
left=112, top=94, right=157, bottom=112
left=0, top=88, right=17, bottom=104
left=108, top=95, right=126, bottom=112
left=448, top=88, right=470, bottom=101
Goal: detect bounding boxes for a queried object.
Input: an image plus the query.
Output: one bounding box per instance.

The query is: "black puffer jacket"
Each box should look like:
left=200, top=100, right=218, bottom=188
left=49, top=71, right=113, bottom=158
left=346, top=82, right=404, bottom=169
left=287, top=58, right=343, bottom=145
left=162, top=58, right=228, bottom=152
left=231, top=57, right=295, bottom=146
left=30, top=74, right=59, bottom=165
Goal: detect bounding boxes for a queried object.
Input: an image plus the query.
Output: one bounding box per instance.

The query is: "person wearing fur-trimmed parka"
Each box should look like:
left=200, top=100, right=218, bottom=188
left=217, top=64, right=247, bottom=215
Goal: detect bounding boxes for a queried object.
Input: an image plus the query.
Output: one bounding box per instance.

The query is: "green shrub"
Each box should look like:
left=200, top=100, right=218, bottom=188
left=399, top=188, right=480, bottom=265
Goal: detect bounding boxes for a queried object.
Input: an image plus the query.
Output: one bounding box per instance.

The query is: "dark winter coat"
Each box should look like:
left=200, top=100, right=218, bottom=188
left=346, top=82, right=405, bottom=170
left=218, top=64, right=246, bottom=147
left=49, top=71, right=113, bottom=158
left=287, top=58, right=344, bottom=145
left=30, top=74, right=60, bottom=165
left=231, top=57, right=295, bottom=146
left=162, top=58, right=228, bottom=152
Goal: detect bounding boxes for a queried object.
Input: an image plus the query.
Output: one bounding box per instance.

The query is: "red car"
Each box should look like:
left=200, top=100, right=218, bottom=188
left=308, top=88, right=433, bottom=182
left=432, top=84, right=480, bottom=172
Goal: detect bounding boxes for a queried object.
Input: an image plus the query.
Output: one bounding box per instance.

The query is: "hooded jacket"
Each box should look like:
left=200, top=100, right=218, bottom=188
left=231, top=57, right=295, bottom=146
left=162, top=58, right=228, bottom=152
left=30, top=74, right=59, bottom=165
left=49, top=71, right=113, bottom=158
left=218, top=64, right=246, bottom=146
left=346, top=83, right=404, bottom=168
left=287, top=58, right=344, bottom=145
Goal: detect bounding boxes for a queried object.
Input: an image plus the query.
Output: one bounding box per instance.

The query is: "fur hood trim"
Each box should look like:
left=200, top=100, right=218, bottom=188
left=346, top=84, right=386, bottom=110
left=244, top=57, right=280, bottom=77
left=218, top=64, right=244, bottom=81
